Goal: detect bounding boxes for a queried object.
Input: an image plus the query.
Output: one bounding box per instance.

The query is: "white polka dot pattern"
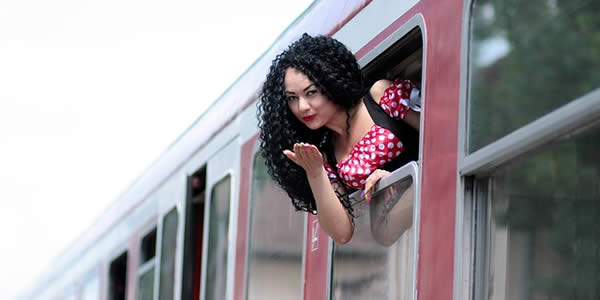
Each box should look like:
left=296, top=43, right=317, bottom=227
left=322, top=80, right=412, bottom=190
left=323, top=124, right=405, bottom=189
left=380, top=79, right=416, bottom=120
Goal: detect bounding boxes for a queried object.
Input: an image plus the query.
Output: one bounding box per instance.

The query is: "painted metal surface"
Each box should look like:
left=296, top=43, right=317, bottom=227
left=303, top=214, right=330, bottom=300
left=232, top=135, right=257, bottom=300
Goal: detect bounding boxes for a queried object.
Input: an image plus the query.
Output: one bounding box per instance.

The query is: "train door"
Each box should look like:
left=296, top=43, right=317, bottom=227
left=181, top=167, right=206, bottom=300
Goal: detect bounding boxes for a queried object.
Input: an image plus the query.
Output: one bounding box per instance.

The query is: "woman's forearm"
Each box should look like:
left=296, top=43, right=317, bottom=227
left=306, top=168, right=354, bottom=244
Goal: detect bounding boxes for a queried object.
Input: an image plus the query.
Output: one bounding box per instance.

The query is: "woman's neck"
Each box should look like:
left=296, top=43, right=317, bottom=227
left=329, top=101, right=373, bottom=149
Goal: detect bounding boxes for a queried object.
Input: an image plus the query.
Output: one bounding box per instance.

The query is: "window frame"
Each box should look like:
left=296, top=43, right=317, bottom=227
left=457, top=0, right=600, bottom=299
left=329, top=14, right=426, bottom=300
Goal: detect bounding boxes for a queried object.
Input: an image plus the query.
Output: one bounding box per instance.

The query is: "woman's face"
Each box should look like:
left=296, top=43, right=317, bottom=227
left=284, top=68, right=343, bottom=130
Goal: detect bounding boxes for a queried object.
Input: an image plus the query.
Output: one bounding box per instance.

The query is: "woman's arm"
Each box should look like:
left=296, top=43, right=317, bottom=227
left=371, top=79, right=420, bottom=131
left=284, top=143, right=354, bottom=244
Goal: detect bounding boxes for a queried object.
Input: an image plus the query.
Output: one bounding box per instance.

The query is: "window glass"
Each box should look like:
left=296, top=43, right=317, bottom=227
left=484, top=125, right=600, bottom=299
left=138, top=266, right=155, bottom=300
left=205, top=176, right=231, bottom=300
left=158, top=208, right=178, bottom=300
left=246, top=153, right=304, bottom=300
left=332, top=176, right=415, bottom=299
left=468, top=0, right=600, bottom=152
left=81, top=274, right=99, bottom=300
left=140, top=228, right=157, bottom=264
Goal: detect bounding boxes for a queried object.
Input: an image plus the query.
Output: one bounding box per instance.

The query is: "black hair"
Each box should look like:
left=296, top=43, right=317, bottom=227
left=257, top=33, right=364, bottom=213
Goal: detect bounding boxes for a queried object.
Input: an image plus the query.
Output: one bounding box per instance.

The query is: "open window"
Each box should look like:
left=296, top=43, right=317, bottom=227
left=108, top=252, right=128, bottom=300
left=331, top=24, right=423, bottom=300
left=181, top=167, right=206, bottom=300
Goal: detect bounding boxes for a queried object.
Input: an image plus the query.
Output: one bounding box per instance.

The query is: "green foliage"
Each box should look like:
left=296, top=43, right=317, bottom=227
left=469, top=0, right=600, bottom=152
left=493, top=128, right=600, bottom=299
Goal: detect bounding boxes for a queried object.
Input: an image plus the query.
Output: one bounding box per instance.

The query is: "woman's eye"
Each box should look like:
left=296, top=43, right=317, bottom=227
left=306, top=90, right=317, bottom=96
left=286, top=96, right=297, bottom=102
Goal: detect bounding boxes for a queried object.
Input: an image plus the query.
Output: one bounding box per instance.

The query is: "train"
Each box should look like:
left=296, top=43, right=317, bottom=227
left=19, top=0, right=600, bottom=299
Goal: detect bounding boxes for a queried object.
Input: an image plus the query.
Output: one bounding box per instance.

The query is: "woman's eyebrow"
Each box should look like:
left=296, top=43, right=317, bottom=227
left=303, top=84, right=315, bottom=91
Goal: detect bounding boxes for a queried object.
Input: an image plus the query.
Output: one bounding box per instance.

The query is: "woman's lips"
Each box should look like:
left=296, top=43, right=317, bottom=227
left=302, top=115, right=316, bottom=122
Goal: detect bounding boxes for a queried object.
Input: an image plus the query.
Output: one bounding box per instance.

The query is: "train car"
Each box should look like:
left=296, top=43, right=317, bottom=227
left=18, top=0, right=600, bottom=299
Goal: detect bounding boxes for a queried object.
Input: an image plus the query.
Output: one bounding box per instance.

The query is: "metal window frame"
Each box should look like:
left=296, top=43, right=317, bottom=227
left=456, top=1, right=600, bottom=299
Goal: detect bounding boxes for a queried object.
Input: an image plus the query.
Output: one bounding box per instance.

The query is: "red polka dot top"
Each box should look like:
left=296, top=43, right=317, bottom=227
left=324, top=79, right=419, bottom=190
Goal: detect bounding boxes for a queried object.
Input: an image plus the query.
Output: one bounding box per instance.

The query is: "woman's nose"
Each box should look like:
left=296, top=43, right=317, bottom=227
left=298, top=97, right=310, bottom=111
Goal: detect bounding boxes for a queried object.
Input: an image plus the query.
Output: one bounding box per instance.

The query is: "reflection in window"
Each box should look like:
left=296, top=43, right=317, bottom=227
left=138, top=228, right=156, bottom=300
left=205, top=176, right=231, bottom=300
left=159, top=208, right=178, bottom=300
left=484, top=126, right=600, bottom=300
left=138, top=266, right=155, bottom=300
left=468, top=0, right=600, bottom=152
left=332, top=177, right=415, bottom=300
left=246, top=153, right=304, bottom=300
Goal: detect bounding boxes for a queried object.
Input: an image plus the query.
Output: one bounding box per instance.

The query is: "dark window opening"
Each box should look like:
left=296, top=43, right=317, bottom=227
left=181, top=167, right=206, bottom=300
left=108, top=252, right=128, bottom=300
left=331, top=26, right=424, bottom=300
left=362, top=28, right=423, bottom=87
left=140, top=228, right=157, bottom=265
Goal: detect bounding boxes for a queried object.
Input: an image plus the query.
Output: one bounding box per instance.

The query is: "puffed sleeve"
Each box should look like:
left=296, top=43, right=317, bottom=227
left=323, top=162, right=338, bottom=183
left=379, top=79, right=420, bottom=119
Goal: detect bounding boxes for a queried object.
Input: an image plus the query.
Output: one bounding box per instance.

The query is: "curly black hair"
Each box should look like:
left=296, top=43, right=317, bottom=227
left=257, top=33, right=365, bottom=213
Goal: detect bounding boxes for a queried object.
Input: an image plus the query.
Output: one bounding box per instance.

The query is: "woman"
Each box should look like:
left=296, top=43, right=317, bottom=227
left=257, top=33, right=420, bottom=244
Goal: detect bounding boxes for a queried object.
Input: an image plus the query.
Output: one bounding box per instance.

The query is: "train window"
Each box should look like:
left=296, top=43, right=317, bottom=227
left=245, top=152, right=304, bottom=300
left=464, top=1, right=600, bottom=299
left=331, top=162, right=419, bottom=300
left=473, top=124, right=600, bottom=300
left=331, top=26, right=423, bottom=300
left=205, top=175, right=231, bottom=300
left=362, top=28, right=423, bottom=88
left=158, top=208, right=178, bottom=300
left=468, top=0, right=600, bottom=153
left=138, top=265, right=155, bottom=300
left=181, top=168, right=206, bottom=300
left=138, top=227, right=157, bottom=300
left=140, top=228, right=157, bottom=264
left=108, top=252, right=128, bottom=300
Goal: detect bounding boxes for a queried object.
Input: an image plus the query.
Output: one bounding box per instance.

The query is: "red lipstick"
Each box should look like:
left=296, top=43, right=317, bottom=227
left=302, top=115, right=316, bottom=122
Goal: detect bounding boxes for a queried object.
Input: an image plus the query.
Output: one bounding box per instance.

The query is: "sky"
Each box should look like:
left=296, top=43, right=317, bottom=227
left=0, top=0, right=313, bottom=298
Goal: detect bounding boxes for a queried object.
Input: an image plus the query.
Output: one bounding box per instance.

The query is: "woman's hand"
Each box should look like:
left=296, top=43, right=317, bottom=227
left=283, top=143, right=325, bottom=178
left=361, top=169, right=391, bottom=204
